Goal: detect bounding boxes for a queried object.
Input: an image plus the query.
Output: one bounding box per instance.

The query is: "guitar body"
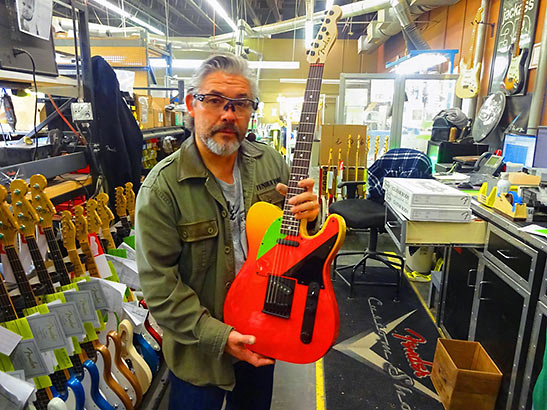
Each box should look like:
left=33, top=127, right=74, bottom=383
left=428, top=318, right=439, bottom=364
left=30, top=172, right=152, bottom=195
left=224, top=201, right=346, bottom=364
left=134, top=332, right=160, bottom=376
left=118, top=320, right=153, bottom=393
left=456, top=61, right=482, bottom=99
left=82, top=360, right=115, bottom=410
left=504, top=47, right=529, bottom=95
left=50, top=376, right=85, bottom=410
left=95, top=344, right=133, bottom=410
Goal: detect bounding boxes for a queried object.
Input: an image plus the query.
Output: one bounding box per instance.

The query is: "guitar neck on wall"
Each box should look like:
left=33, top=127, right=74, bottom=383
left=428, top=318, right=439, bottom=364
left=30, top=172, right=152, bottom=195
left=503, top=0, right=529, bottom=94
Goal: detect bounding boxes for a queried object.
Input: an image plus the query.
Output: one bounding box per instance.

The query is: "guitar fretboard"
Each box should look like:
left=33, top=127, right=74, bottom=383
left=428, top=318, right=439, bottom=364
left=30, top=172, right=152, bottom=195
left=0, top=277, right=17, bottom=322
left=26, top=235, right=55, bottom=295
left=5, top=245, right=38, bottom=309
left=44, top=227, right=71, bottom=285
left=68, top=249, right=86, bottom=277
left=79, top=237, right=101, bottom=278
left=280, top=64, right=324, bottom=237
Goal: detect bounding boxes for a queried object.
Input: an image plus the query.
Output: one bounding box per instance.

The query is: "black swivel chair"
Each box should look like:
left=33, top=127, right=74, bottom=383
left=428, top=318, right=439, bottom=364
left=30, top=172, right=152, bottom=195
left=329, top=148, right=433, bottom=299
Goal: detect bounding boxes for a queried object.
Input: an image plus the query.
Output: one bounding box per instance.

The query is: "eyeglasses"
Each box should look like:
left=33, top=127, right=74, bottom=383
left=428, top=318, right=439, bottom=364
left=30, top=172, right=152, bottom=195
left=193, top=93, right=259, bottom=115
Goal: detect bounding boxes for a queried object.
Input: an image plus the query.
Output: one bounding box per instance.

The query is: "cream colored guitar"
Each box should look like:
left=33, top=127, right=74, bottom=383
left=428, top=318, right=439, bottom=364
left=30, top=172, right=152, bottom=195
left=455, top=7, right=484, bottom=99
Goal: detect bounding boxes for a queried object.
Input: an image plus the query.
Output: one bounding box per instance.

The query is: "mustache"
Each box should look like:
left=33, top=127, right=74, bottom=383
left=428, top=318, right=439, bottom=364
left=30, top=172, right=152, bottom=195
left=210, top=123, right=242, bottom=138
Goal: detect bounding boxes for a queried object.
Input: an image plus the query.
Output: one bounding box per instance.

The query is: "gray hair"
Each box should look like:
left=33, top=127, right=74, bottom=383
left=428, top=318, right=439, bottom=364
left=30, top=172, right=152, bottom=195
left=184, top=54, right=258, bottom=131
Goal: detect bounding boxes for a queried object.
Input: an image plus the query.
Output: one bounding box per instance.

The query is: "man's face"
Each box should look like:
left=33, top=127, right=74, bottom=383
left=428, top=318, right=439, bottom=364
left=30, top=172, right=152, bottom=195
left=20, top=0, right=35, bottom=21
left=186, top=71, right=253, bottom=157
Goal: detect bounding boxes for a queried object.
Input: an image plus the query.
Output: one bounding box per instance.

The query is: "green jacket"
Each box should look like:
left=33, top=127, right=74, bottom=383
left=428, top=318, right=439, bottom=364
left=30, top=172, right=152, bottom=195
left=136, top=136, right=289, bottom=390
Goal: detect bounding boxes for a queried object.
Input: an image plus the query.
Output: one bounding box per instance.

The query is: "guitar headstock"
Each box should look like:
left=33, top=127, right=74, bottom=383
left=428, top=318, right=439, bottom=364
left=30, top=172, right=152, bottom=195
left=96, top=193, right=114, bottom=227
left=73, top=205, right=88, bottom=244
left=0, top=185, right=19, bottom=247
left=115, top=187, right=127, bottom=218
left=125, top=182, right=135, bottom=216
left=29, top=174, right=56, bottom=229
left=60, top=211, right=77, bottom=251
left=86, top=199, right=102, bottom=234
left=10, top=179, right=39, bottom=237
left=306, top=6, right=342, bottom=64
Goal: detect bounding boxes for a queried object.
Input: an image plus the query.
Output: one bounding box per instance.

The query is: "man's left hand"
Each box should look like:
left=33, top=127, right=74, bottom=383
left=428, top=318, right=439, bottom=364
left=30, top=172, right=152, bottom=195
left=276, top=178, right=319, bottom=222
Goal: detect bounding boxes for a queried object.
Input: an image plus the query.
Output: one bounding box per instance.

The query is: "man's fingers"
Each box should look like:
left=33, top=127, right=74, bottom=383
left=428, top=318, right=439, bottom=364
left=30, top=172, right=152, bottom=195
left=276, top=183, right=288, bottom=196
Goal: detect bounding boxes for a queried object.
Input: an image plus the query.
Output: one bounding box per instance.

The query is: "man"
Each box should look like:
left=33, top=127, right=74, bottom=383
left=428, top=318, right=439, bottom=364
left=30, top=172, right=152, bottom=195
left=18, top=0, right=40, bottom=37
left=136, top=54, right=319, bottom=410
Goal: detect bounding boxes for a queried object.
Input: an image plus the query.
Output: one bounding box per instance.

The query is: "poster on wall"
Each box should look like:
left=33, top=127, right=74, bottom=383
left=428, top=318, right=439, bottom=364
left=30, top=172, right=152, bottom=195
left=489, top=0, right=540, bottom=95
left=16, top=0, right=53, bottom=40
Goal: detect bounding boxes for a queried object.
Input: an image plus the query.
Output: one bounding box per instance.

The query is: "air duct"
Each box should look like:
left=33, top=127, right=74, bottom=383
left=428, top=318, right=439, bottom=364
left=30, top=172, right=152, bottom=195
left=359, top=0, right=460, bottom=53
left=391, top=0, right=430, bottom=50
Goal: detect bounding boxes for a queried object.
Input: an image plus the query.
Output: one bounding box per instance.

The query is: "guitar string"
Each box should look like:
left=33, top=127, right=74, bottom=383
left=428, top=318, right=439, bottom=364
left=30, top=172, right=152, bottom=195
left=271, top=64, right=323, bottom=309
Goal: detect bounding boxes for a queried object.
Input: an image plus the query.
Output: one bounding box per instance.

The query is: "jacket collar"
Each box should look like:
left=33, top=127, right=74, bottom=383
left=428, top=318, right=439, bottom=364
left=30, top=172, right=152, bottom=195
left=177, top=135, right=264, bottom=182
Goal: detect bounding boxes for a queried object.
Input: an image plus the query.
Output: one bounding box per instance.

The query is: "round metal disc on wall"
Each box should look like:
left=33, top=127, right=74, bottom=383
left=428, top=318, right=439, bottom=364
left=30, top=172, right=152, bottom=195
left=472, top=91, right=506, bottom=142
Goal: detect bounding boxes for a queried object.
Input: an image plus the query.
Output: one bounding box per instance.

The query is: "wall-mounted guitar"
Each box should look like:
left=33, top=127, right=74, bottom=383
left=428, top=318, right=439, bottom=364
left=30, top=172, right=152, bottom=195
left=455, top=7, right=484, bottom=99
left=224, top=6, right=346, bottom=364
left=503, top=0, right=529, bottom=95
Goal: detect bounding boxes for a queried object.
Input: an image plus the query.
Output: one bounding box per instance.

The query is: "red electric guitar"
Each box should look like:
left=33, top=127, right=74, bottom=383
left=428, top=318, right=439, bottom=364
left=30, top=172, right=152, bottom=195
left=224, top=6, right=346, bottom=364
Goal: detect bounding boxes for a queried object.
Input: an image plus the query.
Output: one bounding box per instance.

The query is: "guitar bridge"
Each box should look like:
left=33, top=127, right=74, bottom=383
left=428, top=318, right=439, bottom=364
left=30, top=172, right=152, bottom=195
left=262, top=275, right=296, bottom=319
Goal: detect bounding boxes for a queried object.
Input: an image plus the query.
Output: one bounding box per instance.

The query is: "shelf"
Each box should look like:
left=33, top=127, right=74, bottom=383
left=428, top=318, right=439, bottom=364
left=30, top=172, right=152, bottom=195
left=0, top=69, right=78, bottom=97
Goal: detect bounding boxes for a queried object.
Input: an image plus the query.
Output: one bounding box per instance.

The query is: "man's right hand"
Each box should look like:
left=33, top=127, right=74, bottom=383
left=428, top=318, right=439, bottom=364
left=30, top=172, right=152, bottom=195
left=225, top=330, right=275, bottom=367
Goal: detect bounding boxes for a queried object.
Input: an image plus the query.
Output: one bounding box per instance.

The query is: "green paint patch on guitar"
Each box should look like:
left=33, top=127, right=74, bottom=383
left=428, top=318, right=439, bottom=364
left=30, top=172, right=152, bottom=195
left=257, top=217, right=285, bottom=260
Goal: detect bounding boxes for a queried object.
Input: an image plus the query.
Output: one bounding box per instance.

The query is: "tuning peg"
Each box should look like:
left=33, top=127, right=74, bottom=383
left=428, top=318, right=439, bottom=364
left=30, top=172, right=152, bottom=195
left=311, top=51, right=316, bottom=56
left=306, top=50, right=310, bottom=54
left=326, top=31, right=330, bottom=35
left=321, top=27, right=326, bottom=32
left=329, top=10, right=334, bottom=15
left=326, top=18, right=331, bottom=23
left=318, top=34, right=323, bottom=40
left=314, top=42, right=319, bottom=48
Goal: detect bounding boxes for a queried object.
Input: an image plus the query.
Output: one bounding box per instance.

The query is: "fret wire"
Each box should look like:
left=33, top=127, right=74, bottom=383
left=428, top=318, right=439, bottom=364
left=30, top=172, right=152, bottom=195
left=43, top=227, right=70, bottom=285
left=6, top=246, right=37, bottom=308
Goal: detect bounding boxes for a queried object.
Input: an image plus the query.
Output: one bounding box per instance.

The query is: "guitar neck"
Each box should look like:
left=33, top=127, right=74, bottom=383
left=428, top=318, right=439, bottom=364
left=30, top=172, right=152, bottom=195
left=514, top=0, right=527, bottom=54
left=67, top=249, right=86, bottom=277
left=25, top=235, right=55, bottom=295
left=79, top=239, right=101, bottom=278
left=43, top=227, right=71, bottom=286
left=0, top=275, right=18, bottom=322
left=280, top=64, right=324, bottom=236
left=5, top=245, right=39, bottom=309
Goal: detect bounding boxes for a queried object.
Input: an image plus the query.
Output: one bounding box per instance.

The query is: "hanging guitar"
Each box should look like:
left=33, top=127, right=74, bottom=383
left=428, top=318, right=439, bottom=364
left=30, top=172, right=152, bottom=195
left=224, top=6, right=346, bottom=364
left=455, top=7, right=484, bottom=99
left=503, top=0, right=529, bottom=95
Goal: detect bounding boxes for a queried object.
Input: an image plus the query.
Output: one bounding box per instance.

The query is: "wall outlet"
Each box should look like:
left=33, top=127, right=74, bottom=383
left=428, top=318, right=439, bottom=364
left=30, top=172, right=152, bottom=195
left=71, top=102, right=93, bottom=121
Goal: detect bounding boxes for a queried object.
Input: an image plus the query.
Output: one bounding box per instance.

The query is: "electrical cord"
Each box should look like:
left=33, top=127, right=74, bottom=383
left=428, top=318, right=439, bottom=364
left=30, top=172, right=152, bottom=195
left=12, top=48, right=39, bottom=160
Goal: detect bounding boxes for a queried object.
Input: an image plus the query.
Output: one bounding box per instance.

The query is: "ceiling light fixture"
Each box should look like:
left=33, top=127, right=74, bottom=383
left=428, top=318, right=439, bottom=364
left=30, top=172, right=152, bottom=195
left=150, top=59, right=300, bottom=70
left=203, top=0, right=238, bottom=31
left=88, top=0, right=165, bottom=36
left=325, top=0, right=335, bottom=10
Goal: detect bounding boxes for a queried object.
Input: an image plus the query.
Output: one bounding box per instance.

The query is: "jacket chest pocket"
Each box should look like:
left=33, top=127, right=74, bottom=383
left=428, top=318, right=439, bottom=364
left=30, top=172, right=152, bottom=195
left=177, top=219, right=218, bottom=274
left=257, top=186, right=285, bottom=208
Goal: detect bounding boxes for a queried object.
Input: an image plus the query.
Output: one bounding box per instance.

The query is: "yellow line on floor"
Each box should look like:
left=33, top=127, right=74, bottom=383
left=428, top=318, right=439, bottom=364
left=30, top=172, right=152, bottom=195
left=316, top=358, right=326, bottom=410
left=407, top=279, right=446, bottom=338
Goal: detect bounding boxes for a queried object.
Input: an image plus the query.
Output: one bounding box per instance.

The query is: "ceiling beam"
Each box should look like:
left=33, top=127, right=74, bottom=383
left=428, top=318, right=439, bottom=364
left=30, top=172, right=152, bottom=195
left=265, top=0, right=282, bottom=22
left=125, top=0, right=202, bottom=33
left=156, top=0, right=220, bottom=31
left=243, top=0, right=262, bottom=26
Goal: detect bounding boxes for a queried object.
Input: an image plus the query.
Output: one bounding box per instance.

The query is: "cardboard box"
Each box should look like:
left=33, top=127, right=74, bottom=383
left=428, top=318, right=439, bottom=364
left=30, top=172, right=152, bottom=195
left=385, top=190, right=473, bottom=222
left=319, top=124, right=367, bottom=167
left=135, top=94, right=153, bottom=129
left=383, top=178, right=471, bottom=208
left=404, top=218, right=487, bottom=245
left=431, top=339, right=502, bottom=410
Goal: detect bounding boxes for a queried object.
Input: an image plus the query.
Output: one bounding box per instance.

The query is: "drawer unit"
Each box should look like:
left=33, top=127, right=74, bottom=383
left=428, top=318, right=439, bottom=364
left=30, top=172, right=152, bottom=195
left=470, top=258, right=531, bottom=410
left=440, top=247, right=481, bottom=340
left=485, top=224, right=539, bottom=291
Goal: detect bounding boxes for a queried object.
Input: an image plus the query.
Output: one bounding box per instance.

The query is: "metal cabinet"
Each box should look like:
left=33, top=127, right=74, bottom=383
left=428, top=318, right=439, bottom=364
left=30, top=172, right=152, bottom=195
left=470, top=258, right=531, bottom=410
left=439, top=247, right=480, bottom=340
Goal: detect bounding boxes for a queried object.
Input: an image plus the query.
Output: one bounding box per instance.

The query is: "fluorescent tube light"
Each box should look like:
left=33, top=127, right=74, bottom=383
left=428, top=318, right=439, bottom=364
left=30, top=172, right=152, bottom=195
left=88, top=0, right=164, bottom=36
left=325, top=0, right=335, bottom=10
left=305, top=20, right=313, bottom=50
left=203, top=0, right=238, bottom=31
left=150, top=59, right=300, bottom=70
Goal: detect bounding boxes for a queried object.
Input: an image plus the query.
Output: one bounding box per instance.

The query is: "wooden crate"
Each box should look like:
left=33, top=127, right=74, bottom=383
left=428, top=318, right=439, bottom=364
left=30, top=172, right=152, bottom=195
left=431, top=339, right=502, bottom=410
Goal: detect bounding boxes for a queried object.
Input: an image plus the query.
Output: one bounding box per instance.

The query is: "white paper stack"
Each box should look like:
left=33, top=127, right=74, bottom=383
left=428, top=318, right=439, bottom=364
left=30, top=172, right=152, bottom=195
left=383, top=178, right=472, bottom=222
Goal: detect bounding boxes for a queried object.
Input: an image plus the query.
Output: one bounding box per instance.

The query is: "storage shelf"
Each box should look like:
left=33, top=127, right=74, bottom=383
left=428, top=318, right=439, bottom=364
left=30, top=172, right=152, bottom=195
left=0, top=69, right=78, bottom=97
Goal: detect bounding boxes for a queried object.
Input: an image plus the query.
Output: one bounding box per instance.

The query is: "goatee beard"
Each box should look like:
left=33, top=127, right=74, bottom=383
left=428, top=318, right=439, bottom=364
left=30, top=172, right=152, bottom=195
left=199, top=124, right=244, bottom=156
